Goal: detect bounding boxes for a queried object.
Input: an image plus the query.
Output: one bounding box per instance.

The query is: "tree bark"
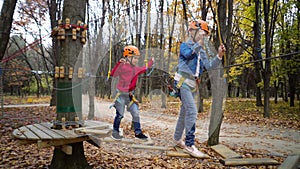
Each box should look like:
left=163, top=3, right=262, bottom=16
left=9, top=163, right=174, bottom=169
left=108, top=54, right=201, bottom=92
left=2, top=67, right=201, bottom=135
left=207, top=0, right=230, bottom=146
left=51, top=0, right=88, bottom=168
left=50, top=142, right=91, bottom=169
left=0, top=0, right=17, bottom=61
left=48, top=0, right=60, bottom=106
left=262, top=0, right=278, bottom=118
left=253, top=0, right=263, bottom=106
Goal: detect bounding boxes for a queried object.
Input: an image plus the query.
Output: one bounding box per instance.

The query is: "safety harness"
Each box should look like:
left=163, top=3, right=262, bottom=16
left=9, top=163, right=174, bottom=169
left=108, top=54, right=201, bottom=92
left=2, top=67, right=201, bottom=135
left=175, top=71, right=198, bottom=90
left=110, top=90, right=139, bottom=109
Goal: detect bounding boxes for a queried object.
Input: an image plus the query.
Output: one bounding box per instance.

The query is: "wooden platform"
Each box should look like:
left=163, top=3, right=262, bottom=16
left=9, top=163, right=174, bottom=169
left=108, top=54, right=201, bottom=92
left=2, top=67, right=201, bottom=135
left=12, top=120, right=112, bottom=149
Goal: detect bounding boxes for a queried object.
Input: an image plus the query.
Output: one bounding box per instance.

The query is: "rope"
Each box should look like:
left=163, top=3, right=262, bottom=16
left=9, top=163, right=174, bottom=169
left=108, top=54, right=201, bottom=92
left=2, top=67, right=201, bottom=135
left=2, top=52, right=298, bottom=77
left=145, top=0, right=151, bottom=70
left=107, top=14, right=113, bottom=81
left=224, top=51, right=300, bottom=69
left=145, top=0, right=155, bottom=77
left=1, top=34, right=49, bottom=63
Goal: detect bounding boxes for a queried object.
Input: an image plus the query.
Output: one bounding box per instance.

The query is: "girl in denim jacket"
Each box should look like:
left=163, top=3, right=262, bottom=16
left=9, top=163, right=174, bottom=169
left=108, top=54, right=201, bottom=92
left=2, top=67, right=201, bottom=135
left=173, top=19, right=226, bottom=157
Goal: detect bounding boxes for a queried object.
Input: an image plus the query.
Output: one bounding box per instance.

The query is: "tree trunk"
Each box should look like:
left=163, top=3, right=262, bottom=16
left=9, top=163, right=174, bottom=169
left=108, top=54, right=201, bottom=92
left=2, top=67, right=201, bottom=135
left=207, top=65, right=227, bottom=146
left=274, top=81, right=278, bottom=104
left=207, top=0, right=230, bottom=146
left=208, top=115, right=223, bottom=145
left=283, top=77, right=288, bottom=102
left=262, top=0, right=278, bottom=118
left=51, top=0, right=88, bottom=168
left=135, top=0, right=143, bottom=103
left=253, top=0, right=263, bottom=107
left=288, top=74, right=296, bottom=107
left=88, top=78, right=95, bottom=120
left=262, top=9, right=271, bottom=117
left=50, top=142, right=91, bottom=169
left=49, top=0, right=60, bottom=106
left=0, top=0, right=17, bottom=61
left=35, top=76, right=40, bottom=98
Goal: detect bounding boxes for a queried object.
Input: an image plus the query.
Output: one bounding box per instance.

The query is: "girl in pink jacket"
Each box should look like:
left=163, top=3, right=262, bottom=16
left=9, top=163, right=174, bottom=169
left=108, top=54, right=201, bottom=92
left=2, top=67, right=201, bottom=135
left=110, top=45, right=154, bottom=140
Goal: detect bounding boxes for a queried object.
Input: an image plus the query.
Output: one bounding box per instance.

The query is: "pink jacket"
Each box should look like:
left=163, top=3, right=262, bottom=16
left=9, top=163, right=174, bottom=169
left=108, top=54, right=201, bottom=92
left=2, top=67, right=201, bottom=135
left=110, top=60, right=153, bottom=92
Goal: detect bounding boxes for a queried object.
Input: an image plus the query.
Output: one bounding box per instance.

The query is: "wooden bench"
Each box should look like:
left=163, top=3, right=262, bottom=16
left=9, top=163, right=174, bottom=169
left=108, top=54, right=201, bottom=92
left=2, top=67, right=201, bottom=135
left=12, top=120, right=112, bottom=154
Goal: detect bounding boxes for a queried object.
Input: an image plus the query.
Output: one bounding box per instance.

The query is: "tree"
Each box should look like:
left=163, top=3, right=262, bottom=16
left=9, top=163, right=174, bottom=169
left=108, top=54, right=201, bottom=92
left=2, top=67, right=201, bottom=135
left=207, top=0, right=232, bottom=146
left=253, top=0, right=263, bottom=106
left=262, top=0, right=279, bottom=118
left=0, top=0, right=17, bottom=61
left=48, top=0, right=61, bottom=106
left=50, top=0, right=90, bottom=168
left=0, top=0, right=17, bottom=60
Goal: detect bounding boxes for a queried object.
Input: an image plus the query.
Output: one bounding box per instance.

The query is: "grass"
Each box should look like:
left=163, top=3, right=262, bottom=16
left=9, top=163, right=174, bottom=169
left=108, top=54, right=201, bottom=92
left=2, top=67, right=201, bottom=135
left=3, top=95, right=51, bottom=105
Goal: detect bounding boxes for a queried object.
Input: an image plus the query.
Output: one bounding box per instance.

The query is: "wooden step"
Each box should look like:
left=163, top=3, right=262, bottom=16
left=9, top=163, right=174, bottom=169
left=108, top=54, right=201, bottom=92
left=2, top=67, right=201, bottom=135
left=220, top=158, right=279, bottom=166
left=211, top=144, right=242, bottom=159
left=131, top=144, right=170, bottom=151
left=166, top=150, right=210, bottom=159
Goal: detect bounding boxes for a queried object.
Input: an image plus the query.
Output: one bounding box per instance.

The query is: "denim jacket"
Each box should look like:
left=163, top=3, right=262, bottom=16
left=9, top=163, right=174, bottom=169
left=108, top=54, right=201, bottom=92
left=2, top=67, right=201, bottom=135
left=177, top=39, right=221, bottom=78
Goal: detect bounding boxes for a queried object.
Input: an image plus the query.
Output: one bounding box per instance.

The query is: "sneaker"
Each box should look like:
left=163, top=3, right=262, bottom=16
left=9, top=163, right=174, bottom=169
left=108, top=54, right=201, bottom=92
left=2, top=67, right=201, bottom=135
left=174, top=139, right=185, bottom=149
left=135, top=132, right=148, bottom=140
left=184, top=145, right=206, bottom=158
left=111, top=131, right=123, bottom=140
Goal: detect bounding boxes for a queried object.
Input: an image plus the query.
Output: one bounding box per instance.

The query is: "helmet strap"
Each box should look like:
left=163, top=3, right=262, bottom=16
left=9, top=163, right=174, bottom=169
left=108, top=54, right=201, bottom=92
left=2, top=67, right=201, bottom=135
left=192, top=29, right=199, bottom=42
left=126, top=57, right=134, bottom=66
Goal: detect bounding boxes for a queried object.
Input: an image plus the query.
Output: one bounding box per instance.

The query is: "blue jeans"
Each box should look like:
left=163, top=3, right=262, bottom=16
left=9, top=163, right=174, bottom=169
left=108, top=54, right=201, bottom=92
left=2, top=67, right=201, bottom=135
left=113, top=94, right=142, bottom=134
left=174, top=83, right=197, bottom=146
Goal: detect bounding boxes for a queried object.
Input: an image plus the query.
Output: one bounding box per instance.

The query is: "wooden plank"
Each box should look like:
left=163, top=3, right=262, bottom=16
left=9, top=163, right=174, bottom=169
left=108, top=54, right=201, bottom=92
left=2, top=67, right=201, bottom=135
left=131, top=144, right=170, bottom=151
left=220, top=158, right=280, bottom=166
left=102, top=137, right=135, bottom=143
left=166, top=151, right=210, bottom=159
left=13, top=126, right=39, bottom=140
left=211, top=144, right=242, bottom=159
left=37, top=136, right=89, bottom=148
left=166, top=151, right=192, bottom=158
left=84, top=120, right=110, bottom=128
left=26, top=125, right=52, bottom=139
left=76, top=125, right=109, bottom=131
left=74, top=128, right=111, bottom=135
left=33, top=124, right=64, bottom=139
left=278, top=155, right=300, bottom=169
left=41, top=122, right=79, bottom=139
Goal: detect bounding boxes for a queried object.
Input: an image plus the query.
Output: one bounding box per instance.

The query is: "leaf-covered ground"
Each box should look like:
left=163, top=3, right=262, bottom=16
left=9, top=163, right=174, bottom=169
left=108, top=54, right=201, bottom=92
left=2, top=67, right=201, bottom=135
left=1, top=96, right=299, bottom=168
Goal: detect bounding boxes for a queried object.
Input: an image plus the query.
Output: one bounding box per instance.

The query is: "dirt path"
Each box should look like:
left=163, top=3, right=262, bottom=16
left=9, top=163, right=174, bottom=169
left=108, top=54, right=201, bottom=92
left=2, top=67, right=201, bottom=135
left=82, top=96, right=300, bottom=157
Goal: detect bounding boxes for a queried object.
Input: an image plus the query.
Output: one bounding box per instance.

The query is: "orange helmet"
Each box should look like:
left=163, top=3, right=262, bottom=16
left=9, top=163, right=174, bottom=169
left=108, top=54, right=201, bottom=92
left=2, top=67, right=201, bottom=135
left=189, top=19, right=209, bottom=33
left=123, top=45, right=140, bottom=57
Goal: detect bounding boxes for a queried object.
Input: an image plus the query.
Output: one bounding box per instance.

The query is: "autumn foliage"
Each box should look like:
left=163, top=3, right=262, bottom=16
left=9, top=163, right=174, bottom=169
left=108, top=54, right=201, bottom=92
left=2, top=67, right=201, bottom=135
left=0, top=97, right=298, bottom=168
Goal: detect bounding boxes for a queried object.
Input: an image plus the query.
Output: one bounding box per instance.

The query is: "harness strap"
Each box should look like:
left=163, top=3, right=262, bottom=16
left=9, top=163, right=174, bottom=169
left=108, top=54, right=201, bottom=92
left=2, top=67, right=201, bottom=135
left=128, top=93, right=139, bottom=108
left=110, top=91, right=138, bottom=109
left=176, top=77, right=186, bottom=89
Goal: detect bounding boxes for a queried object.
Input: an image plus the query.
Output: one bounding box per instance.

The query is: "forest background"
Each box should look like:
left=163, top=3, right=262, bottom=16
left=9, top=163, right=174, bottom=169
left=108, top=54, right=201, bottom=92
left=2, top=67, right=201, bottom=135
left=0, top=0, right=299, bottom=168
